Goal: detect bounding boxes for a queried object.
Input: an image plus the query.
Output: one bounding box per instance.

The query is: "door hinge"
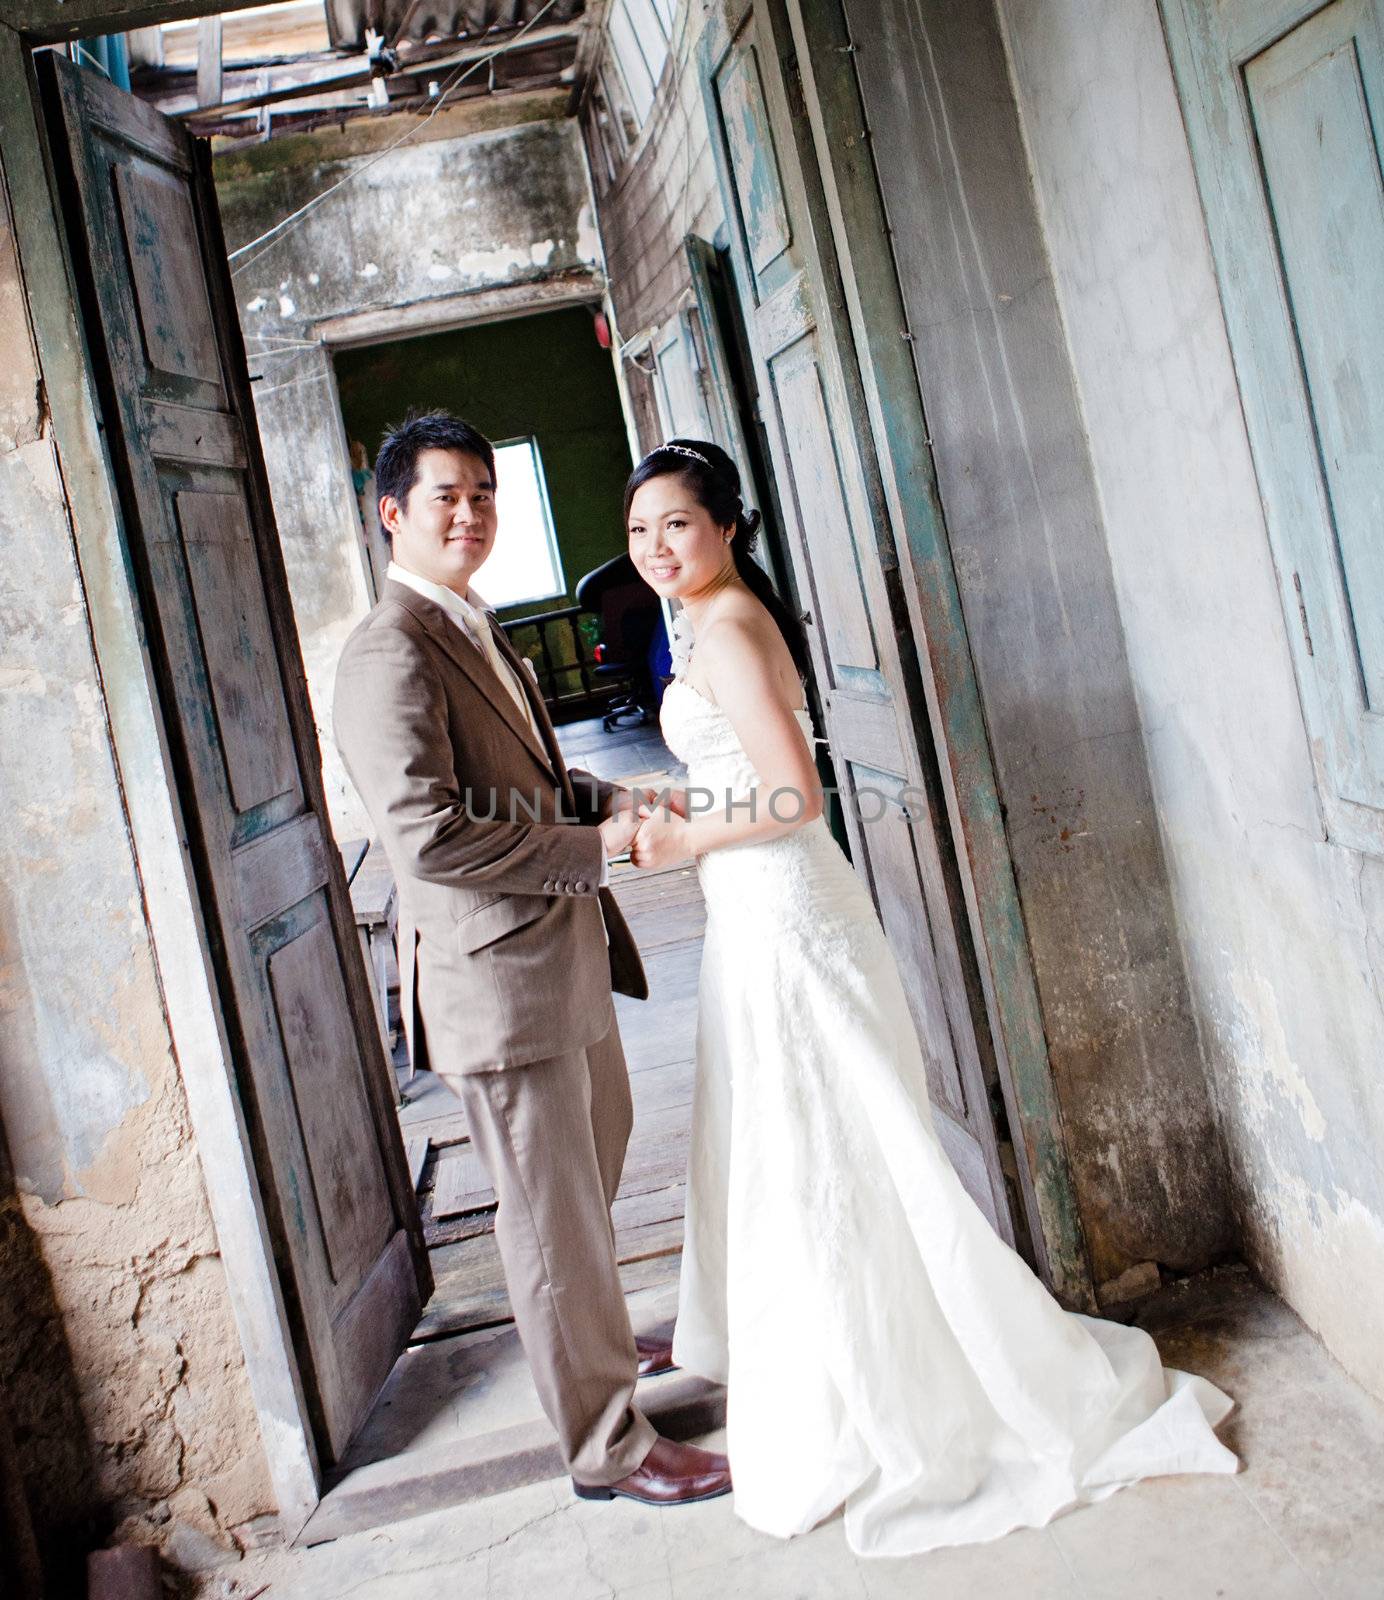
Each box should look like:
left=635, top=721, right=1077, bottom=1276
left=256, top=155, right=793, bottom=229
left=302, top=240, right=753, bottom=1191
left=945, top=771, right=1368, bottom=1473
left=1292, top=571, right=1314, bottom=657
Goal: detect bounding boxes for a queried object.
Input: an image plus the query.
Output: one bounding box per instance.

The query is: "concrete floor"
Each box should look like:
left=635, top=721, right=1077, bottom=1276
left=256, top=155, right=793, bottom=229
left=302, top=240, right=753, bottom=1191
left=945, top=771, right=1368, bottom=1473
left=199, top=1270, right=1384, bottom=1599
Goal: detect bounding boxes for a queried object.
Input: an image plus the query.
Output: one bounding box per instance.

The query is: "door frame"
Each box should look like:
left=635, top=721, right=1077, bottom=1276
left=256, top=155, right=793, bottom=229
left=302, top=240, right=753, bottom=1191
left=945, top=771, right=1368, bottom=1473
left=711, top=0, right=1094, bottom=1305
left=277, top=277, right=610, bottom=652
left=0, top=19, right=341, bottom=1537
left=0, top=4, right=1097, bottom=1535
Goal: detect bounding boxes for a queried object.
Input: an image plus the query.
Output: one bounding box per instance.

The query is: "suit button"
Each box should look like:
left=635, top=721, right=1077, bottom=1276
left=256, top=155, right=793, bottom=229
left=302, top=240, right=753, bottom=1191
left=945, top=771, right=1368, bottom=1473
left=575, top=881, right=589, bottom=893
left=543, top=881, right=554, bottom=891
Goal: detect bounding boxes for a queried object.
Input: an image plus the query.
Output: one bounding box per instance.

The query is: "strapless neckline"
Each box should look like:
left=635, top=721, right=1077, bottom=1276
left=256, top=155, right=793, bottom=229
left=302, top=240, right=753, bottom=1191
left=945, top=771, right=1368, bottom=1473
left=663, top=674, right=809, bottom=721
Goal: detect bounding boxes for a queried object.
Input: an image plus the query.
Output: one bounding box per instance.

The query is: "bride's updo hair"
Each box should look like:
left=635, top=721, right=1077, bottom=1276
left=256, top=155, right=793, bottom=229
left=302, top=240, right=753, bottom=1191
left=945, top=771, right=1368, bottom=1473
left=623, top=437, right=810, bottom=678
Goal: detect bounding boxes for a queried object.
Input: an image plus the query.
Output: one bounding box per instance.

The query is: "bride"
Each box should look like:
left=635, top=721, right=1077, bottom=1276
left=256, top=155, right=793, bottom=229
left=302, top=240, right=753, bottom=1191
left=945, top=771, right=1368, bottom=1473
left=624, top=438, right=1238, bottom=1557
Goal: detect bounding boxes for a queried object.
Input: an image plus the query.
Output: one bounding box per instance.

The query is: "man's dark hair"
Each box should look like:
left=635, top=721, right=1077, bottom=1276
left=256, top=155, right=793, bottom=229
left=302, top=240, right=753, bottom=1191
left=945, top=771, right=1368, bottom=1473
left=374, top=410, right=496, bottom=524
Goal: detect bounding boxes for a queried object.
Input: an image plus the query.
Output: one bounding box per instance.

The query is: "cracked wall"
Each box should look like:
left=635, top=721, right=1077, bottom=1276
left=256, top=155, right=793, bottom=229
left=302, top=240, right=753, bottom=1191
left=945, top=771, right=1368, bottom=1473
left=1000, top=0, right=1384, bottom=1395
left=0, top=154, right=274, bottom=1583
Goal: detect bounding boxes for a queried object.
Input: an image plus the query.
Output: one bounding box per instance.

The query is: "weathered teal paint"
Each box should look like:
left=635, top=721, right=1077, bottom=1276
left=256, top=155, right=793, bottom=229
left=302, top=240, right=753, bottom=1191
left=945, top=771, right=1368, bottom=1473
left=718, top=44, right=793, bottom=279
left=776, top=0, right=1097, bottom=1306
left=1162, top=0, right=1384, bottom=857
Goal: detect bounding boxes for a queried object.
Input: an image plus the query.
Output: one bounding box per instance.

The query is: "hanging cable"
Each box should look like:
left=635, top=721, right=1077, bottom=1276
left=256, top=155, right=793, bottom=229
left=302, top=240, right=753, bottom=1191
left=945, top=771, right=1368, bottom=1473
left=228, top=0, right=561, bottom=278
left=70, top=40, right=113, bottom=78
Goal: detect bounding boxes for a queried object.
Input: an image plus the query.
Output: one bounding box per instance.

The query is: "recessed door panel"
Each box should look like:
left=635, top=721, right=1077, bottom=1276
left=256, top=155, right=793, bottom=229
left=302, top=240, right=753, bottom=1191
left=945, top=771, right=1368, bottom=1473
left=175, top=489, right=299, bottom=813
left=1246, top=4, right=1384, bottom=718
left=42, top=54, right=429, bottom=1471
left=769, top=340, right=878, bottom=670
left=113, top=163, right=221, bottom=388
left=267, top=914, right=394, bottom=1293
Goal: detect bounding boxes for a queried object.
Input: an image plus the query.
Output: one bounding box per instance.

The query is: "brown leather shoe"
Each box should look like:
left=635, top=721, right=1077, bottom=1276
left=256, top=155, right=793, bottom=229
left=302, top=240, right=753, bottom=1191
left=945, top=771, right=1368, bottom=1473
left=635, top=1334, right=677, bottom=1379
left=572, top=1436, right=732, bottom=1506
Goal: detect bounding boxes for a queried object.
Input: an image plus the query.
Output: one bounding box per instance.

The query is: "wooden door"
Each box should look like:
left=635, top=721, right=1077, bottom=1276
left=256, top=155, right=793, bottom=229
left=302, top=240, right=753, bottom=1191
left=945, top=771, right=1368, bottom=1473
left=41, top=55, right=430, bottom=1467
left=700, top=4, right=1026, bottom=1244
left=1164, top=0, right=1384, bottom=855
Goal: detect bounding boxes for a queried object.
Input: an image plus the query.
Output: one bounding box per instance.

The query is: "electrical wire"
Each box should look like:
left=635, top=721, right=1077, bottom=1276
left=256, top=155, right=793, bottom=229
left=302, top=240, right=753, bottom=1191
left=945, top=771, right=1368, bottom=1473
left=228, top=0, right=561, bottom=278
left=70, top=41, right=113, bottom=78
left=247, top=365, right=331, bottom=398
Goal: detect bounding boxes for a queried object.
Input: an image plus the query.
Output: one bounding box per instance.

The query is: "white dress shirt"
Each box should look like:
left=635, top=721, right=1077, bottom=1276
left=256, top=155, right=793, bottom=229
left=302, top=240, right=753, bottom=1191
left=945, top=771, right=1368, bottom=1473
left=387, top=561, right=609, bottom=887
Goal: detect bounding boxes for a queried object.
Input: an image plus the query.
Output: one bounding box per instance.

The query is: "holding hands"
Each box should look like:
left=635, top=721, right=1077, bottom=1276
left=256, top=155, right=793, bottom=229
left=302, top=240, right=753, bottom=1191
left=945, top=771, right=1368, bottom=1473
left=630, top=799, right=692, bottom=871
left=598, top=785, right=695, bottom=874
left=596, top=791, right=652, bottom=859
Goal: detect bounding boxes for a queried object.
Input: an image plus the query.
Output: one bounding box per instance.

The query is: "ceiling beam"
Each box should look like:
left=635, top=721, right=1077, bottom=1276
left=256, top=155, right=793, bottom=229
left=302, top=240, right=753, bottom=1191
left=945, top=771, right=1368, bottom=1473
left=201, top=80, right=566, bottom=147
left=188, top=79, right=551, bottom=139
left=195, top=11, right=220, bottom=105
left=2, top=0, right=284, bottom=48
left=154, top=21, right=579, bottom=121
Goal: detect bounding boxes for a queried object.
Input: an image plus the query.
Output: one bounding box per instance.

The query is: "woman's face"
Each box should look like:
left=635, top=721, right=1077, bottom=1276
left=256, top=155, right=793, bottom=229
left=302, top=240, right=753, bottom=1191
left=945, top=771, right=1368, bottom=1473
left=627, top=473, right=733, bottom=601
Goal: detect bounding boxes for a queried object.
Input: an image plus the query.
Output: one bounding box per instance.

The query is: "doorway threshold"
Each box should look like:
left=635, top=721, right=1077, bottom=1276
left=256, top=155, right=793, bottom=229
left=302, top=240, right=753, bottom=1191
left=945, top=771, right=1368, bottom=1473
left=298, top=1282, right=722, bottom=1545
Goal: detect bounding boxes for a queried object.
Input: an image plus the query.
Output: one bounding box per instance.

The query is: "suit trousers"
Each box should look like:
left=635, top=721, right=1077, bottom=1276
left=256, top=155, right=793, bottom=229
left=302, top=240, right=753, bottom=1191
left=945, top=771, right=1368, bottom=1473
left=441, top=1020, right=657, bottom=1484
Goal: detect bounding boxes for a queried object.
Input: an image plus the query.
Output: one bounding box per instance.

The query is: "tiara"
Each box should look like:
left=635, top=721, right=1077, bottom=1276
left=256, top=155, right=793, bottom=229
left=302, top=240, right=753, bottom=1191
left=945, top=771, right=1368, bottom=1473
left=649, top=442, right=712, bottom=468
left=643, top=442, right=748, bottom=513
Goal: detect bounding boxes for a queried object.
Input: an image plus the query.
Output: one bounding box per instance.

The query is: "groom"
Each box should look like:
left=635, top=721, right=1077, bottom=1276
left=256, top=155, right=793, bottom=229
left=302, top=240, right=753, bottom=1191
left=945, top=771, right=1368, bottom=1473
left=333, top=411, right=730, bottom=1505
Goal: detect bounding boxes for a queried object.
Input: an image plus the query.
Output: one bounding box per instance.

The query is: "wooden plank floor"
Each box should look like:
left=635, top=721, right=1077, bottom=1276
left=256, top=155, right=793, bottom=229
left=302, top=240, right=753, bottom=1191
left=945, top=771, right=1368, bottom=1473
left=402, top=713, right=700, bottom=1342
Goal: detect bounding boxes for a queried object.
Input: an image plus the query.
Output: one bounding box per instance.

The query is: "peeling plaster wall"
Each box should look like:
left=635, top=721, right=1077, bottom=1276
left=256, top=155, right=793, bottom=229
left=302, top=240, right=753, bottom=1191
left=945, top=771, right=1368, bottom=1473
left=1000, top=0, right=1384, bottom=1394
left=0, top=162, right=273, bottom=1580
left=214, top=110, right=603, bottom=839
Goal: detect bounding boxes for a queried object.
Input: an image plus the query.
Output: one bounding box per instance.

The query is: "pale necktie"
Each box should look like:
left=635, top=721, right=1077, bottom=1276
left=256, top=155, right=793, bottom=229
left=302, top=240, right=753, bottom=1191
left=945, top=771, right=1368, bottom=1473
left=457, top=600, right=613, bottom=910
left=470, top=613, right=538, bottom=735
left=385, top=563, right=610, bottom=904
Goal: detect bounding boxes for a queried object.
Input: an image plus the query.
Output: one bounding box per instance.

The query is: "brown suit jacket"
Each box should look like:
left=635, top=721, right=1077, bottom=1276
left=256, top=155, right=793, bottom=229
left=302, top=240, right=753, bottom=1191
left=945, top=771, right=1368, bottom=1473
left=333, top=579, right=647, bottom=1074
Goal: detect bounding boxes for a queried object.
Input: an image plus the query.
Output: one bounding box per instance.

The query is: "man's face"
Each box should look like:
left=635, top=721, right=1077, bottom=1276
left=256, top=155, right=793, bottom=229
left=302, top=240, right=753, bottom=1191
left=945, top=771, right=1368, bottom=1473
left=381, top=446, right=497, bottom=594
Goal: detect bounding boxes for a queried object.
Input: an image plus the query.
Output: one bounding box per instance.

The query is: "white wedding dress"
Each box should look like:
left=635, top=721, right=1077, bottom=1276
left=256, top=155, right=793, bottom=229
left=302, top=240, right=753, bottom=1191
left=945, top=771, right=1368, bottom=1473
left=659, top=655, right=1238, bottom=1557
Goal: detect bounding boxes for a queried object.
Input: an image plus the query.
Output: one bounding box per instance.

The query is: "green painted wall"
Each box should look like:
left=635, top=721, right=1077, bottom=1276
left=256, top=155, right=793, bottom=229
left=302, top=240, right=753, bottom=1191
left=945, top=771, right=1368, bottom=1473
left=334, top=305, right=633, bottom=623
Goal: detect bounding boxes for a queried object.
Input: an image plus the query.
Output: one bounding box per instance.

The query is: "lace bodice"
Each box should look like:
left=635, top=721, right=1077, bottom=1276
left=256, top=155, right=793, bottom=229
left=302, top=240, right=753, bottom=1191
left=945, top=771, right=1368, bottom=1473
left=660, top=675, right=814, bottom=798
left=659, top=676, right=877, bottom=940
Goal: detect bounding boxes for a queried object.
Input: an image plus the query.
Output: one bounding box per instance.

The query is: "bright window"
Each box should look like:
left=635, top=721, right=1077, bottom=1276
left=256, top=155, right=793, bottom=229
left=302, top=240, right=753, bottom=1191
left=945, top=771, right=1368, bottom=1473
left=478, top=438, right=565, bottom=611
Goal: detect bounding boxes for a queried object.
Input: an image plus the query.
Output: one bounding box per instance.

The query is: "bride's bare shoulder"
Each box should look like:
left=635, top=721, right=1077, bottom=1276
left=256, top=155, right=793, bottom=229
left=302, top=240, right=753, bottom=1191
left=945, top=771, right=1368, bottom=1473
left=698, top=604, right=798, bottom=707
left=696, top=604, right=775, bottom=669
